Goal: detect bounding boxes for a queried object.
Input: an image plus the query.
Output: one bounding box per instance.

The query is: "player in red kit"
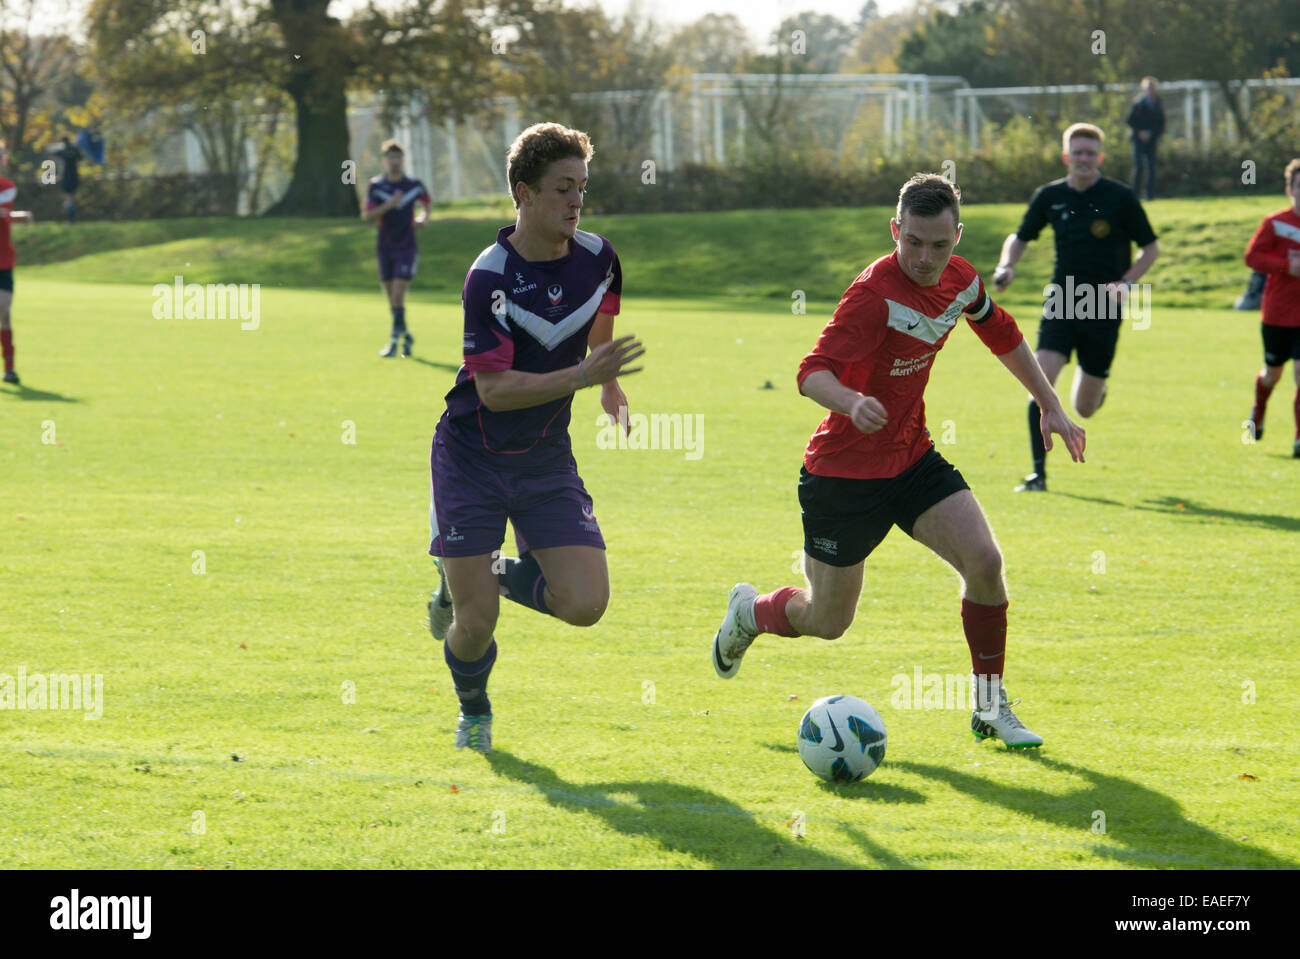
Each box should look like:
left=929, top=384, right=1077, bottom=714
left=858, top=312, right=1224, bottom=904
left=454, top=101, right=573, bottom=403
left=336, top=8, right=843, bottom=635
left=0, top=141, right=34, bottom=386
left=1244, top=158, right=1300, bottom=456
left=710, top=174, right=1086, bottom=748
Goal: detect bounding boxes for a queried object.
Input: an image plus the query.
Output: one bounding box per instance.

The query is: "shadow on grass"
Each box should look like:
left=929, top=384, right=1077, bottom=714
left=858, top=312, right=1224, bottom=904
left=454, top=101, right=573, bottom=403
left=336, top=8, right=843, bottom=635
left=486, top=749, right=865, bottom=868
left=1133, top=495, right=1300, bottom=533
left=895, top=754, right=1295, bottom=868
left=1054, top=491, right=1300, bottom=533
left=407, top=356, right=462, bottom=374
left=0, top=381, right=80, bottom=403
left=761, top=742, right=927, bottom=805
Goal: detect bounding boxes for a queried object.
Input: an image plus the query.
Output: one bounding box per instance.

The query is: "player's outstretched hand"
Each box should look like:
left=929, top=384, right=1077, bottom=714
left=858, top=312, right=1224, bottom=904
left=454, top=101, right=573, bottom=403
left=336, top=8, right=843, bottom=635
left=1040, top=405, right=1086, bottom=463
left=993, top=265, right=1014, bottom=292
left=849, top=395, right=888, bottom=434
left=583, top=334, right=644, bottom=386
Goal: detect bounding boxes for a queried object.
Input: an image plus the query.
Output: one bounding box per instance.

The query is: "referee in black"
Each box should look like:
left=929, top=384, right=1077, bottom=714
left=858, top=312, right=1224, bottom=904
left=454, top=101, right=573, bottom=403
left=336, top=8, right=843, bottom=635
left=993, top=122, right=1160, bottom=492
left=49, top=135, right=82, bottom=224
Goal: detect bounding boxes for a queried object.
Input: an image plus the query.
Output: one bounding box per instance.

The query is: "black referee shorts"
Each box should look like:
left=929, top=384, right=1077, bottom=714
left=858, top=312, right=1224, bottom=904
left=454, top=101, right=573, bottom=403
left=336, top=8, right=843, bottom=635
left=799, top=448, right=970, bottom=568
left=1261, top=323, right=1300, bottom=368
left=1037, top=313, right=1123, bottom=378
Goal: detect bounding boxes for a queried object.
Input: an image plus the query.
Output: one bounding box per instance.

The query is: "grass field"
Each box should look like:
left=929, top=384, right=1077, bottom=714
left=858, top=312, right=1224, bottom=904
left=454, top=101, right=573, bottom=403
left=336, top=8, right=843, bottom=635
left=2, top=199, right=1298, bottom=869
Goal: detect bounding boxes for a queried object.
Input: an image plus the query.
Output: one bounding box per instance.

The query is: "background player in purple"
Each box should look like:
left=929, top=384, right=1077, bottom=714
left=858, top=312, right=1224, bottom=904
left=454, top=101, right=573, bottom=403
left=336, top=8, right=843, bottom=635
left=425, top=122, right=645, bottom=752
left=361, top=139, right=430, bottom=358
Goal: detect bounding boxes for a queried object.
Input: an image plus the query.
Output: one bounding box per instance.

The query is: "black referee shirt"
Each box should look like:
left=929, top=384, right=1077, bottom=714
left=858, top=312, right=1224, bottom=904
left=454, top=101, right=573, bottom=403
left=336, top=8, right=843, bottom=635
left=1015, top=175, right=1157, bottom=286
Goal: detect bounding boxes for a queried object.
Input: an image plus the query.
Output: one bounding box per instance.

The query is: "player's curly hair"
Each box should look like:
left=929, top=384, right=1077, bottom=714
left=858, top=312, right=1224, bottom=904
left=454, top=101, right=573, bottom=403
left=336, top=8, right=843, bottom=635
left=1284, top=157, right=1300, bottom=189
left=506, top=122, right=594, bottom=209
left=896, top=173, right=960, bottom=224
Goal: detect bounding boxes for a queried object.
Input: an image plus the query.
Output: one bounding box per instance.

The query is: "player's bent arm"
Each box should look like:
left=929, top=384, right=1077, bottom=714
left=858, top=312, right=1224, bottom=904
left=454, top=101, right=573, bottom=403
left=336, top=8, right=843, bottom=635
left=799, top=370, right=887, bottom=433
left=998, top=234, right=1028, bottom=268
left=587, top=311, right=630, bottom=427
left=474, top=333, right=644, bottom=412
left=1245, top=231, right=1287, bottom=274
left=473, top=367, right=583, bottom=412
left=994, top=235, right=1028, bottom=288
left=588, top=311, right=614, bottom=351
left=996, top=340, right=1086, bottom=462
left=1122, top=240, right=1159, bottom=284
left=996, top=339, right=1064, bottom=412
left=360, top=197, right=399, bottom=222
left=798, top=369, right=861, bottom=416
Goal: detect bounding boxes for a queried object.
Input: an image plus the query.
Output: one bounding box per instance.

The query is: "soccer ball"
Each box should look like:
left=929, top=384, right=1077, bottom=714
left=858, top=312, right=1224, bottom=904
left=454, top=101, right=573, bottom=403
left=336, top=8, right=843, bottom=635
left=797, top=694, right=887, bottom=782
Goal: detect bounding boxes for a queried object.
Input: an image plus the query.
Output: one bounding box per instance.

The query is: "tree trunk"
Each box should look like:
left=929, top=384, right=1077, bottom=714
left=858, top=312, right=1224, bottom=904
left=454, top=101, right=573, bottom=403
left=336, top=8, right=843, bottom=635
left=264, top=77, right=357, bottom=217
left=263, top=0, right=358, bottom=217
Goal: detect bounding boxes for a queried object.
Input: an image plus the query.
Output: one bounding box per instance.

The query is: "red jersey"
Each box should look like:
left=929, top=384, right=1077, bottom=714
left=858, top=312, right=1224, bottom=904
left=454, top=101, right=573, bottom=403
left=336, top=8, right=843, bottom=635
left=0, top=177, right=14, bottom=270
left=797, top=252, right=1023, bottom=479
left=1245, top=206, right=1300, bottom=328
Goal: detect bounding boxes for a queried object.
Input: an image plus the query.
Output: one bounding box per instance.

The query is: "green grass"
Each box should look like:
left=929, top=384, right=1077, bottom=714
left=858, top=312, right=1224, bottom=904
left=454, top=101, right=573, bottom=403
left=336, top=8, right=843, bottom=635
left=16, top=194, right=1288, bottom=306
left=1, top=266, right=1296, bottom=868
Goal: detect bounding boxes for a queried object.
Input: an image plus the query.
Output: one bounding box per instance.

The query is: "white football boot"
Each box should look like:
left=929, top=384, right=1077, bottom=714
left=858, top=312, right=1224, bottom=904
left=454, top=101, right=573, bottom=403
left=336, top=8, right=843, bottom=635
left=712, top=583, right=759, bottom=678
left=970, top=675, right=1044, bottom=748
left=428, top=557, right=454, bottom=641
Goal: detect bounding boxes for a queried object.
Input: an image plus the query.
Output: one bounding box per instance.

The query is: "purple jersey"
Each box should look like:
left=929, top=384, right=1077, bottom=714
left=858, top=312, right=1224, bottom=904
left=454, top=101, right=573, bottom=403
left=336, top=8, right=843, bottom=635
left=435, top=225, right=622, bottom=468
left=366, top=175, right=429, bottom=250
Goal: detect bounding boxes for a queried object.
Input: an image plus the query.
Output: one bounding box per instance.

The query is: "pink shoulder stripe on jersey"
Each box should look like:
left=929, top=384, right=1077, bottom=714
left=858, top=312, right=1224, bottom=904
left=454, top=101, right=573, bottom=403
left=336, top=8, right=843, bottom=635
left=599, top=291, right=620, bottom=315
left=463, top=328, right=514, bottom=372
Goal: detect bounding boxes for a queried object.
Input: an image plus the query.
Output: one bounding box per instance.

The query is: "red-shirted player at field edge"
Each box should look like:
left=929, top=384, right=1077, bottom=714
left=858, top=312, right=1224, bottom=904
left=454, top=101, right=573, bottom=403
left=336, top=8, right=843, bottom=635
left=1244, top=157, right=1300, bottom=456
left=0, top=141, right=35, bottom=385
left=711, top=173, right=1086, bottom=748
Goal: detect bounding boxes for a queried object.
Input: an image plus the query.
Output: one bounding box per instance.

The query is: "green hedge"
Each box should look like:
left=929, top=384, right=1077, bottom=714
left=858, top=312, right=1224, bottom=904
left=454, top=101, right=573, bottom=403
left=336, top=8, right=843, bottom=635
left=587, top=141, right=1300, bottom=214
left=14, top=172, right=238, bottom=222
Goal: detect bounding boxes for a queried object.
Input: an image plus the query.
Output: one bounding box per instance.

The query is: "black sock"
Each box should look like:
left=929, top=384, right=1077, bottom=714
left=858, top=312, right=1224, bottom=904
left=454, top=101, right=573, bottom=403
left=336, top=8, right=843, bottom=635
left=391, top=306, right=406, bottom=336
left=1028, top=400, right=1046, bottom=476
left=498, top=554, right=551, bottom=615
left=444, top=639, right=496, bottom=716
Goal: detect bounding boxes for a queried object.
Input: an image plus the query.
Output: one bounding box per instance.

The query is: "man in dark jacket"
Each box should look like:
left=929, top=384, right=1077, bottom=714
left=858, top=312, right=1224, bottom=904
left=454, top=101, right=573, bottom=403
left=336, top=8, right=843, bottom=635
left=1125, top=77, right=1164, bottom=201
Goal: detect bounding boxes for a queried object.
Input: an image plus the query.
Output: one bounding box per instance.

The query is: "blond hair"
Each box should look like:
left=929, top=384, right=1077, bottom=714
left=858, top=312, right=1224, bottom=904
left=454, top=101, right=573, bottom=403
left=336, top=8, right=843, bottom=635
left=1062, top=123, right=1104, bottom=153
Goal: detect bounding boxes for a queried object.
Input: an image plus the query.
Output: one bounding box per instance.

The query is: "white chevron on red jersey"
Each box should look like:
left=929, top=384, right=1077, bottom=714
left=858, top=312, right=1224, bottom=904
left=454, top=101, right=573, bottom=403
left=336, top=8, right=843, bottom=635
left=797, top=251, right=1023, bottom=479
left=1245, top=207, right=1300, bottom=329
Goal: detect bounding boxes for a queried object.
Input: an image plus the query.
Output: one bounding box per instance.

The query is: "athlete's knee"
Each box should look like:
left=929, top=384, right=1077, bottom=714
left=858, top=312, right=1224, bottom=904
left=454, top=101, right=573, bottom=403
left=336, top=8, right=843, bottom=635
left=1075, top=400, right=1099, bottom=418
left=549, top=585, right=609, bottom=628
left=1261, top=367, right=1282, bottom=387
left=964, top=544, right=1004, bottom=589
left=451, top=603, right=498, bottom=646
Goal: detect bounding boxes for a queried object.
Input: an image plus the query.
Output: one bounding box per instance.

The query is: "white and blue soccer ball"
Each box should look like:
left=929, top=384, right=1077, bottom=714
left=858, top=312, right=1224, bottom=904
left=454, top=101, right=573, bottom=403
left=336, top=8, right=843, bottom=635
left=797, top=694, right=887, bottom=782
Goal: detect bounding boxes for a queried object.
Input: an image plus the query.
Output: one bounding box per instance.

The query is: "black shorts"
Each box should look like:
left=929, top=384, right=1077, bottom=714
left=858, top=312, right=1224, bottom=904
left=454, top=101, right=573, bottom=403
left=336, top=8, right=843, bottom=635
left=1262, top=323, right=1300, bottom=367
left=0, top=270, right=12, bottom=293
left=1037, top=316, right=1121, bottom=378
left=799, top=448, right=970, bottom=568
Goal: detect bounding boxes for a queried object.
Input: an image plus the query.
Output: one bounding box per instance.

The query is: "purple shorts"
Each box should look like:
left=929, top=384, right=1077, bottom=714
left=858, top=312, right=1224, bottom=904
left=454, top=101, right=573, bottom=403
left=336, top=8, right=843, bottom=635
left=428, top=438, right=605, bottom=558
left=378, top=247, right=418, bottom=282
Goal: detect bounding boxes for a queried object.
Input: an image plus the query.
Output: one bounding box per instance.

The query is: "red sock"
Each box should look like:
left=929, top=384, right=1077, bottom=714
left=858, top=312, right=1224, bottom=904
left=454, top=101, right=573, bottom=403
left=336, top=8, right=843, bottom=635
left=754, top=586, right=801, bottom=637
left=962, top=598, right=1007, bottom=679
left=0, top=329, right=12, bottom=372
left=1253, top=372, right=1275, bottom=420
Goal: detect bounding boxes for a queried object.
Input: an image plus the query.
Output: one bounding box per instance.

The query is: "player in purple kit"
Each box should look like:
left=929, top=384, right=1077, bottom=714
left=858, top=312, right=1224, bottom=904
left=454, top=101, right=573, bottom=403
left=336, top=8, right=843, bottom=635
left=361, top=139, right=430, bottom=357
left=426, top=122, right=645, bottom=752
